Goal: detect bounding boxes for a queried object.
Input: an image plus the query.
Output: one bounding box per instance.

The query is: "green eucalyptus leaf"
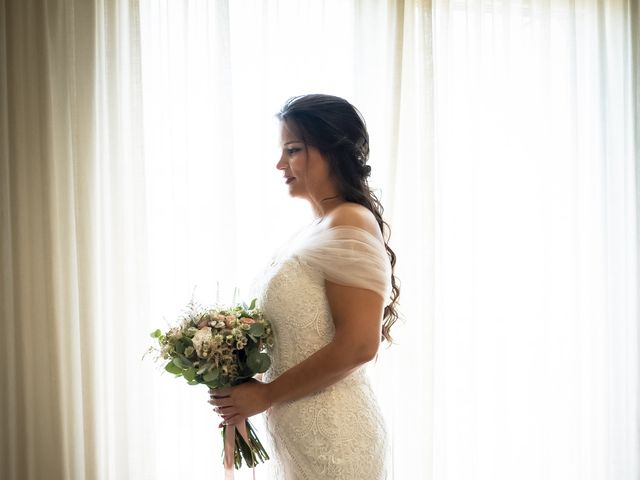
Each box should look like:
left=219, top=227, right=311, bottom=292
left=247, top=352, right=271, bottom=374
left=249, top=323, right=265, bottom=337
left=172, top=355, right=191, bottom=370
left=259, top=354, right=271, bottom=372
left=165, top=361, right=182, bottom=375
left=203, top=369, right=219, bottom=383
left=150, top=329, right=162, bottom=338
left=249, top=298, right=257, bottom=310
left=183, top=367, right=197, bottom=382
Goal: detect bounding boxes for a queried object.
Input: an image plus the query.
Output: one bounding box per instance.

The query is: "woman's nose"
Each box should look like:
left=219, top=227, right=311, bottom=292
left=276, top=153, right=287, bottom=170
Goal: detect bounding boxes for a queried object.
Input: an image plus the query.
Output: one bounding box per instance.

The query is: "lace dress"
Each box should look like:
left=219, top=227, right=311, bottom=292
left=251, top=222, right=392, bottom=480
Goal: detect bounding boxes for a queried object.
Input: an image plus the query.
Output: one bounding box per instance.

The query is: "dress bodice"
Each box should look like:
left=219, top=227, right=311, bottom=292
left=249, top=222, right=390, bottom=479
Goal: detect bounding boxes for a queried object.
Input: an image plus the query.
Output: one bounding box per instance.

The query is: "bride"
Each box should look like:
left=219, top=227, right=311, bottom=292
left=209, top=94, right=400, bottom=479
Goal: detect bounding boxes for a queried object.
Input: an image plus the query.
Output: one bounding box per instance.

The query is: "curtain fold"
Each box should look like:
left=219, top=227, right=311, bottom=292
left=1, top=0, right=153, bottom=478
left=633, top=0, right=640, bottom=346
left=373, top=1, right=436, bottom=477
left=1, top=1, right=74, bottom=477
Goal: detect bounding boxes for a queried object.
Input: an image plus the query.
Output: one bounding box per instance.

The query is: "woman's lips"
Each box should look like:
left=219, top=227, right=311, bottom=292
left=285, top=177, right=295, bottom=184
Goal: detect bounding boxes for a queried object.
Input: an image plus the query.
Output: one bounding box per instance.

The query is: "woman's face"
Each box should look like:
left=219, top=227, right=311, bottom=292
left=276, top=120, right=333, bottom=201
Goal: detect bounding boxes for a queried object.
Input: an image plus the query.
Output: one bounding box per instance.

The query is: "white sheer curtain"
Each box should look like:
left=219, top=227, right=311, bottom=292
left=2, top=0, right=638, bottom=479
left=432, top=1, right=639, bottom=479
left=138, top=1, right=432, bottom=478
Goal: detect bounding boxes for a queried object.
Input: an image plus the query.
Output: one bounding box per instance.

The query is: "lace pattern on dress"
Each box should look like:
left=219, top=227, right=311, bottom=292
left=250, top=223, right=391, bottom=479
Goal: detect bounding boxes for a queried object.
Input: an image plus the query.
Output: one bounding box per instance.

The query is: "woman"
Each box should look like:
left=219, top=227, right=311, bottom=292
left=209, top=94, right=400, bottom=479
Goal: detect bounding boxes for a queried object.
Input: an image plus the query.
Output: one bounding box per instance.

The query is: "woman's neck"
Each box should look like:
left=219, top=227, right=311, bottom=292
left=311, top=194, right=344, bottom=220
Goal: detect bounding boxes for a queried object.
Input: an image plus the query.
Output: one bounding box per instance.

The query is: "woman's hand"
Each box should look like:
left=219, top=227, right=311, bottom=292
left=208, top=378, right=272, bottom=427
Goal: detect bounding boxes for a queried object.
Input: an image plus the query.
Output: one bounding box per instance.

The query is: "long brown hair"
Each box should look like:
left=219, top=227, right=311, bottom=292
left=277, top=94, right=400, bottom=343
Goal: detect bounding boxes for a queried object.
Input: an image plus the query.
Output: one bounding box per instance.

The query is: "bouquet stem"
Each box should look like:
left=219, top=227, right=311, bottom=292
left=222, top=419, right=269, bottom=471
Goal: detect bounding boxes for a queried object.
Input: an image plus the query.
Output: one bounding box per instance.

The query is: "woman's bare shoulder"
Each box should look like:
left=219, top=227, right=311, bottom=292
left=325, top=203, right=382, bottom=242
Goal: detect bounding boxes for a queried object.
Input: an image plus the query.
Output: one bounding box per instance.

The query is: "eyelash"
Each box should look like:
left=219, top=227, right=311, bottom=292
left=287, top=147, right=301, bottom=155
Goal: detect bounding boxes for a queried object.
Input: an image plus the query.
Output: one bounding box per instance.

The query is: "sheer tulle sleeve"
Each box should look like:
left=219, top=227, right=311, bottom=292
left=292, top=225, right=392, bottom=301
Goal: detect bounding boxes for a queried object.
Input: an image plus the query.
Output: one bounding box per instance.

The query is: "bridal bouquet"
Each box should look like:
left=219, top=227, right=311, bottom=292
left=148, top=298, right=272, bottom=472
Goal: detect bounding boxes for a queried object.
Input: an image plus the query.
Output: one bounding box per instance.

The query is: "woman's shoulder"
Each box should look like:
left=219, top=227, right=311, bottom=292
left=323, top=202, right=384, bottom=244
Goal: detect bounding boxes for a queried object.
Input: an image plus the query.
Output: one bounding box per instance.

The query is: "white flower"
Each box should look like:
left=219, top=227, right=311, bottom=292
left=192, top=327, right=214, bottom=358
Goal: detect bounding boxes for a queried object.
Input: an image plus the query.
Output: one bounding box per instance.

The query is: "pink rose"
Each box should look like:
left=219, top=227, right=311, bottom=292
left=240, top=317, right=255, bottom=325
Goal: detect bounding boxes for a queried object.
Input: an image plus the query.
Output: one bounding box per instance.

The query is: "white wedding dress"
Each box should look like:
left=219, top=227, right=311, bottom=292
left=251, top=222, right=392, bottom=480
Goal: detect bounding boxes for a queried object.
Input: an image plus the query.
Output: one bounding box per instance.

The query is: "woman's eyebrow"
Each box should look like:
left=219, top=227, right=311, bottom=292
left=283, top=140, right=303, bottom=145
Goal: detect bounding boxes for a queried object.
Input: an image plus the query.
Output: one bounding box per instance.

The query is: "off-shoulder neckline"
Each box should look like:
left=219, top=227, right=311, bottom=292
left=308, top=223, right=385, bottom=247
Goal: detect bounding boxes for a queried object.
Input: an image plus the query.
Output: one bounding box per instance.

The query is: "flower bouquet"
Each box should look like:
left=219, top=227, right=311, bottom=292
left=148, top=298, right=272, bottom=473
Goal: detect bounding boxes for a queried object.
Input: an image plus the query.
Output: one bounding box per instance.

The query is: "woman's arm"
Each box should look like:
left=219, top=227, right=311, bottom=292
left=269, top=281, right=384, bottom=401
left=209, top=204, right=385, bottom=425
left=209, top=281, right=384, bottom=426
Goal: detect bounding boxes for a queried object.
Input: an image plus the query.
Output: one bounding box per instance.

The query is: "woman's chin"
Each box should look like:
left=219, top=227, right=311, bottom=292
left=287, top=190, right=309, bottom=202
left=287, top=185, right=301, bottom=197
